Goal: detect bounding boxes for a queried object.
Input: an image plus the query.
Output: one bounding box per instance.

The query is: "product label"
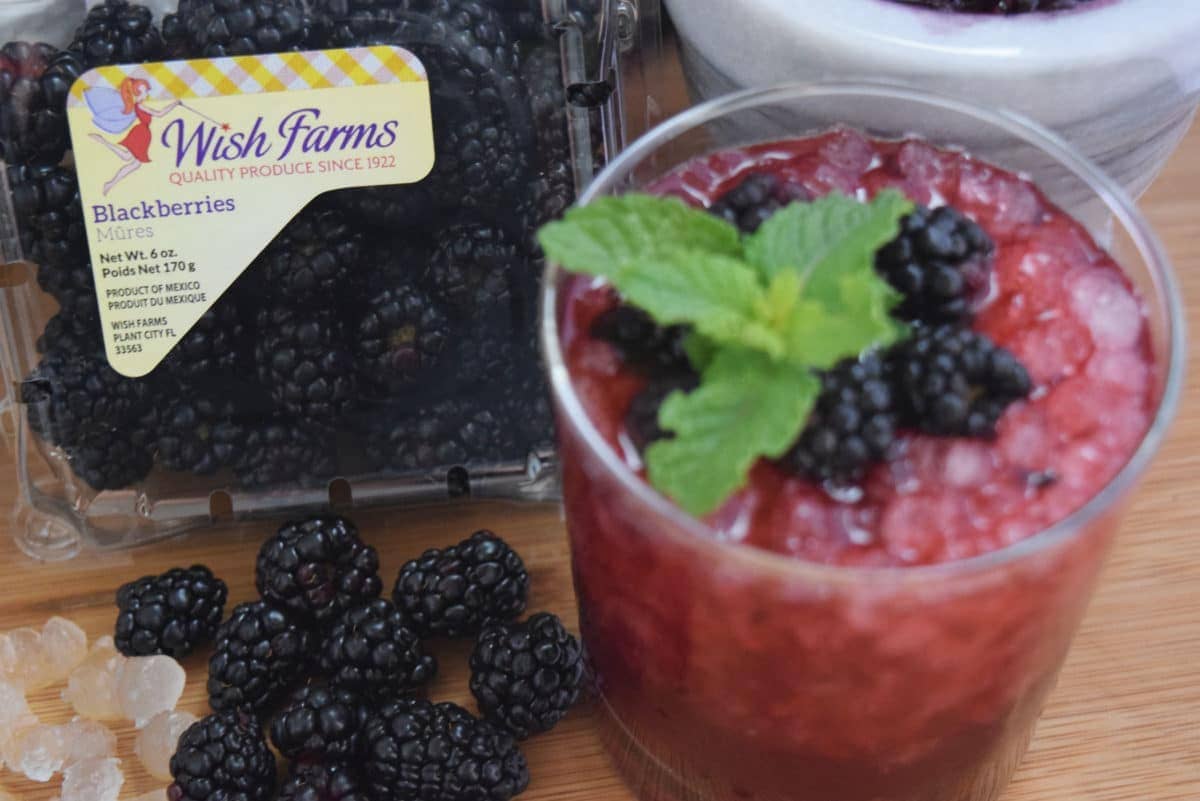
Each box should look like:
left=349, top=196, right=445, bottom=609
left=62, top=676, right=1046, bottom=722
left=66, top=47, right=434, bottom=377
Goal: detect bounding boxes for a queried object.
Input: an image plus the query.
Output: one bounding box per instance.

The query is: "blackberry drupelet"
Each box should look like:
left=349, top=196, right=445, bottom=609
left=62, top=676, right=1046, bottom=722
left=356, top=285, right=450, bottom=391
left=0, top=42, right=83, bottom=165
left=312, top=0, right=411, bottom=48
left=891, top=324, right=1033, bottom=437
left=624, top=372, right=700, bottom=452
left=320, top=599, right=436, bottom=695
left=68, top=0, right=165, bottom=68
left=270, top=684, right=368, bottom=762
left=256, top=515, right=383, bottom=626
left=279, top=762, right=368, bottom=801
left=874, top=204, right=994, bottom=322
left=115, top=565, right=228, bottom=658
left=20, top=349, right=154, bottom=445
left=366, top=397, right=518, bottom=474
left=36, top=310, right=100, bottom=355
left=163, top=0, right=313, bottom=58
left=708, top=172, right=811, bottom=233
left=256, top=206, right=365, bottom=307
left=168, top=710, right=276, bottom=801
left=361, top=699, right=529, bottom=801
left=233, top=418, right=337, bottom=488
left=255, top=306, right=358, bottom=423
left=157, top=395, right=246, bottom=475
left=470, top=612, right=583, bottom=739
left=591, top=304, right=692, bottom=374
left=783, top=352, right=899, bottom=483
left=392, top=529, right=527, bottom=639
left=7, top=163, right=86, bottom=267
left=207, top=600, right=312, bottom=714
left=163, top=299, right=246, bottom=378
left=65, top=425, right=155, bottom=490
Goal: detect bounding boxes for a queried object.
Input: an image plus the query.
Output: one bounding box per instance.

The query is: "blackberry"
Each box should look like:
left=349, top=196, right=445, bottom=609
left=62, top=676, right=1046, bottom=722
left=36, top=310, right=100, bottom=355
left=356, top=285, right=451, bottom=392
left=207, top=600, right=312, bottom=714
left=891, top=324, right=1033, bottom=437
left=255, top=306, right=358, bottom=424
left=363, top=231, right=435, bottom=295
left=256, top=206, right=365, bottom=308
left=233, top=418, right=337, bottom=488
left=624, top=372, right=700, bottom=452
left=163, top=299, right=246, bottom=379
left=64, top=425, right=155, bottom=490
left=0, top=43, right=83, bottom=166
left=6, top=163, right=86, bottom=267
left=495, top=372, right=555, bottom=454
left=782, top=352, right=899, bottom=483
left=256, top=515, right=383, bottom=626
left=875, top=204, right=994, bottom=322
left=425, top=222, right=518, bottom=316
left=470, top=612, right=583, bottom=739
left=312, top=0, right=412, bottom=48
left=320, top=599, right=436, bottom=695
left=68, top=0, right=164, bottom=68
left=362, top=699, right=528, bottom=801
left=591, top=305, right=692, bottom=374
left=271, top=684, right=368, bottom=763
left=36, top=261, right=98, bottom=322
left=366, top=398, right=518, bottom=473
left=157, top=395, right=246, bottom=475
left=163, top=0, right=314, bottom=58
left=521, top=44, right=568, bottom=160
left=114, top=565, right=228, bottom=658
left=20, top=349, right=154, bottom=445
left=708, top=173, right=811, bottom=233
left=896, top=0, right=1091, bottom=11
left=279, top=762, right=368, bottom=801
left=393, top=529, right=527, bottom=639
left=169, top=710, right=276, bottom=801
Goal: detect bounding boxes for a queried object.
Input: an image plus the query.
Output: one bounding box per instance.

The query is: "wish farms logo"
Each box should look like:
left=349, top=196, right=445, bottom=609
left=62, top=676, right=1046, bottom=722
left=84, top=76, right=402, bottom=198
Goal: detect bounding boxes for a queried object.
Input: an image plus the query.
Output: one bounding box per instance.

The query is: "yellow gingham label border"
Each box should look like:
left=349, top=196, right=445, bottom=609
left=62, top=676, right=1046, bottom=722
left=67, top=46, right=426, bottom=106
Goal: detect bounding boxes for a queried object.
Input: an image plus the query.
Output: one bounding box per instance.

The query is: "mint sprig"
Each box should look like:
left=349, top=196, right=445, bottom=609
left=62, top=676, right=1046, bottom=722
left=538, top=189, right=913, bottom=516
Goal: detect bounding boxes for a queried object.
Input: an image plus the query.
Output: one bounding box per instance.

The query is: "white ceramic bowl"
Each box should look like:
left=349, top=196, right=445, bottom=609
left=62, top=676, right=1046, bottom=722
left=665, top=0, right=1200, bottom=197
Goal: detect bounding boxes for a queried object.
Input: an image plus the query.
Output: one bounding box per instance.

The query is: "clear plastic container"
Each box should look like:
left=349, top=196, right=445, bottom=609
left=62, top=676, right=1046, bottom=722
left=542, top=84, right=1184, bottom=801
left=665, top=0, right=1200, bottom=200
left=0, top=0, right=663, bottom=558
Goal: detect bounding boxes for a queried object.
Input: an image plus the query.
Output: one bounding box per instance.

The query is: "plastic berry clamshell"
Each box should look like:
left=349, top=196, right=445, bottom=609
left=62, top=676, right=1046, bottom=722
left=0, top=0, right=664, bottom=558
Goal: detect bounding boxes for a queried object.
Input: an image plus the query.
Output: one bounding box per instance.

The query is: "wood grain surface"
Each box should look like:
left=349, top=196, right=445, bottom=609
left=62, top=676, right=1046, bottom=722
left=0, top=110, right=1197, bottom=801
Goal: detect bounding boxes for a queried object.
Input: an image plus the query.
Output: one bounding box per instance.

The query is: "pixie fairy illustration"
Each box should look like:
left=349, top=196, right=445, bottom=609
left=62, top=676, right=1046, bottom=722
left=85, top=77, right=180, bottom=195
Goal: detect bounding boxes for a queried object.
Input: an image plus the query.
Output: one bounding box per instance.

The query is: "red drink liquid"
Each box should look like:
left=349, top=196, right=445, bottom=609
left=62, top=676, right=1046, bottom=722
left=554, top=131, right=1157, bottom=801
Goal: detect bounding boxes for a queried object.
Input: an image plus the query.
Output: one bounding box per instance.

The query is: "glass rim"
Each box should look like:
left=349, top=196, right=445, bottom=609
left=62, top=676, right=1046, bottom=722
left=540, top=81, right=1187, bottom=585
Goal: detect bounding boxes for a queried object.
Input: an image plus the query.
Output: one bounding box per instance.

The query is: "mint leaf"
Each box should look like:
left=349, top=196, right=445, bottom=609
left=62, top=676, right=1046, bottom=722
left=645, top=349, right=819, bottom=516
left=781, top=273, right=909, bottom=369
left=616, top=250, right=785, bottom=358
left=537, top=195, right=742, bottom=281
left=744, top=190, right=913, bottom=303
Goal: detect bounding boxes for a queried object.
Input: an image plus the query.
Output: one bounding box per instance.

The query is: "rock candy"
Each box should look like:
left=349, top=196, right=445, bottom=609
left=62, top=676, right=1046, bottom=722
left=118, top=655, right=186, bottom=728
left=39, top=617, right=89, bottom=682
left=60, top=756, right=123, bottom=801
left=61, top=718, right=118, bottom=765
left=63, top=641, right=127, bottom=722
left=0, top=627, right=51, bottom=690
left=136, top=709, right=198, bottom=781
left=2, top=722, right=67, bottom=781
left=0, top=680, right=38, bottom=745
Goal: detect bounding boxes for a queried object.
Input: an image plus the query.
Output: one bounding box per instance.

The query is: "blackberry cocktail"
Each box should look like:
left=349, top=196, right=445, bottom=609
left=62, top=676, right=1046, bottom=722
left=540, top=87, right=1181, bottom=801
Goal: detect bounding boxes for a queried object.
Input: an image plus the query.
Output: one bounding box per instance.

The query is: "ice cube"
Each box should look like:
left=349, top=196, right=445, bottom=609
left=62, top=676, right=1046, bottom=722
left=61, top=718, right=117, bottom=765
left=118, top=655, right=186, bottom=728
left=0, top=627, right=51, bottom=690
left=136, top=709, right=198, bottom=781
left=1069, top=269, right=1141, bottom=350
left=60, top=756, right=124, bottom=801
left=40, top=617, right=89, bottom=682
left=62, top=638, right=127, bottom=722
left=942, top=441, right=996, bottom=489
left=1, top=722, right=67, bottom=781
